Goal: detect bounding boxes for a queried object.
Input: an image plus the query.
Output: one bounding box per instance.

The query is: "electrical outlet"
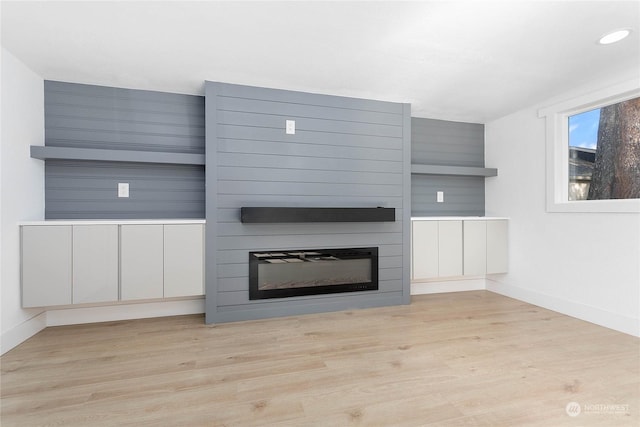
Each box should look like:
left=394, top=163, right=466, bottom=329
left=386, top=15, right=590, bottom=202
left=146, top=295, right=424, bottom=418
left=118, top=182, right=129, bottom=198
left=286, top=120, right=296, bottom=135
left=437, top=191, right=444, bottom=203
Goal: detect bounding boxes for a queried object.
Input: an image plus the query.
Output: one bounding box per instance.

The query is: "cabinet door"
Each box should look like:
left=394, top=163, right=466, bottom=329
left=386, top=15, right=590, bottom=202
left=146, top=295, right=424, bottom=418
left=120, top=225, right=164, bottom=300
left=438, top=221, right=463, bottom=277
left=411, top=221, right=439, bottom=279
left=164, top=224, right=204, bottom=297
left=487, top=220, right=508, bottom=274
left=463, top=221, right=487, bottom=276
left=22, top=226, right=72, bottom=307
left=73, top=225, right=118, bottom=304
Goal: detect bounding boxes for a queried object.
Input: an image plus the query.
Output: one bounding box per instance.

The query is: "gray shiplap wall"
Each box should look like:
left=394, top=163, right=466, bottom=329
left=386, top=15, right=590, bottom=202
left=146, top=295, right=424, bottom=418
left=411, top=117, right=485, bottom=216
left=206, top=81, right=411, bottom=323
left=43, top=81, right=205, bottom=219
left=45, top=160, right=205, bottom=219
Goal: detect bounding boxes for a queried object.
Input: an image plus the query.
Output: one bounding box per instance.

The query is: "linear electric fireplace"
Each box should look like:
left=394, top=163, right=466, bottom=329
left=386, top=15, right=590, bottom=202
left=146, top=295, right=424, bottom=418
left=249, top=247, right=378, bottom=300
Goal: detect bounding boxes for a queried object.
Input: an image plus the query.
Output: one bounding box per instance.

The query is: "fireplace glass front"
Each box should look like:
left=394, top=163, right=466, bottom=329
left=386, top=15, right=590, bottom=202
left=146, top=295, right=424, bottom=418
left=249, top=247, right=378, bottom=300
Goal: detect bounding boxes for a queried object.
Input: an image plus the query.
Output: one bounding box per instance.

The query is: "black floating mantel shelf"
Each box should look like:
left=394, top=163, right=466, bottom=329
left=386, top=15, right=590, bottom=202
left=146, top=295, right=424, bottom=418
left=240, top=207, right=396, bottom=223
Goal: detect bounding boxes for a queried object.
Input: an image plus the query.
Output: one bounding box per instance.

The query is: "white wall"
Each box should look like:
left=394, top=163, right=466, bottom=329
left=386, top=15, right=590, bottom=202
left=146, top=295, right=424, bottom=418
left=1, top=48, right=47, bottom=354
left=485, top=75, right=640, bottom=336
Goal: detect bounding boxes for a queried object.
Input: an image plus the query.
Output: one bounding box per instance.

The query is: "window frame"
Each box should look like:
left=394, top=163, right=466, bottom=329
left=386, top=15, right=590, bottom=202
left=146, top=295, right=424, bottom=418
left=539, top=79, right=640, bottom=213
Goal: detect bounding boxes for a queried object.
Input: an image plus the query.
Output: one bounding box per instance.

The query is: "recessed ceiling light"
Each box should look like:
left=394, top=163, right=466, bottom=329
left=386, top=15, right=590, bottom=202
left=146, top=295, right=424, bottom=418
left=598, top=29, right=631, bottom=45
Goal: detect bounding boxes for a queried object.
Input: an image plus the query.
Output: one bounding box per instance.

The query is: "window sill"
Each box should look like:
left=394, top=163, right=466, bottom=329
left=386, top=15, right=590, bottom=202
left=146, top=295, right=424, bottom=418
left=547, top=199, right=640, bottom=213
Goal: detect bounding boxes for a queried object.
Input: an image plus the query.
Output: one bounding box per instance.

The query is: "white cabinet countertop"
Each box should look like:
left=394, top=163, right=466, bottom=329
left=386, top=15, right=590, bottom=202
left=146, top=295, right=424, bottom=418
left=411, top=217, right=508, bottom=221
left=19, top=219, right=206, bottom=226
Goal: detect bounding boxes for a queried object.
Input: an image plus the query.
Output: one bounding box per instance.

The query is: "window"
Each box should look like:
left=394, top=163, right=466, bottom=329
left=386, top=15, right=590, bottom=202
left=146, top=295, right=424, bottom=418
left=569, top=97, right=640, bottom=201
left=539, top=79, right=640, bottom=213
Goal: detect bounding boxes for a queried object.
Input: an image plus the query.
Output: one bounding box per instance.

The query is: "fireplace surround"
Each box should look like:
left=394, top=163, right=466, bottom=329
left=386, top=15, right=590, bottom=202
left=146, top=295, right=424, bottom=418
left=249, top=247, right=378, bottom=300
left=205, top=81, right=410, bottom=324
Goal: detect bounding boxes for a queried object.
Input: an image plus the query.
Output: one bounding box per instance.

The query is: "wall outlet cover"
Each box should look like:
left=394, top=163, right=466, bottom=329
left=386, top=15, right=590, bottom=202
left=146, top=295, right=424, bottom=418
left=285, top=120, right=296, bottom=135
left=118, top=183, right=130, bottom=198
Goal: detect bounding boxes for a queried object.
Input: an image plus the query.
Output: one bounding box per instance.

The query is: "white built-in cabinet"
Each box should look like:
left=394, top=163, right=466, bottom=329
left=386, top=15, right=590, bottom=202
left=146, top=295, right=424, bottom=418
left=73, top=225, right=119, bottom=304
left=438, top=220, right=464, bottom=277
left=463, top=221, right=487, bottom=276
left=120, top=225, right=164, bottom=300
left=411, top=221, right=439, bottom=279
left=411, top=218, right=508, bottom=280
left=21, top=221, right=204, bottom=308
left=21, top=225, right=73, bottom=307
left=164, top=224, right=204, bottom=298
left=486, top=220, right=509, bottom=274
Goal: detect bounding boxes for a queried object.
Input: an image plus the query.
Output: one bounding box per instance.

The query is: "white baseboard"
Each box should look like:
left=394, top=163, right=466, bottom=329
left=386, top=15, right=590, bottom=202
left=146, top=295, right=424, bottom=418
left=486, top=279, right=640, bottom=337
left=1, top=298, right=206, bottom=355
left=6, top=281, right=636, bottom=356
left=46, top=297, right=205, bottom=327
left=1, top=311, right=47, bottom=355
left=411, top=277, right=486, bottom=295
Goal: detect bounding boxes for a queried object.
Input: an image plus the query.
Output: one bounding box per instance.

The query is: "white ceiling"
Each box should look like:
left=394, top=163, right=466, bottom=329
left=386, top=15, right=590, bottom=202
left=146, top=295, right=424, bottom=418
left=2, top=1, right=639, bottom=123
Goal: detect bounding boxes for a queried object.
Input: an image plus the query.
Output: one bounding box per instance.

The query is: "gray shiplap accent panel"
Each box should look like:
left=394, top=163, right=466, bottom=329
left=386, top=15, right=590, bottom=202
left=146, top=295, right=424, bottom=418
left=401, top=104, right=412, bottom=305
left=217, top=167, right=403, bottom=186
left=218, top=125, right=403, bottom=150
left=219, top=96, right=403, bottom=126
left=411, top=175, right=485, bottom=217
left=217, top=221, right=403, bottom=236
left=214, top=292, right=405, bottom=324
left=218, top=139, right=403, bottom=161
left=46, top=115, right=204, bottom=140
left=219, top=181, right=401, bottom=197
left=45, top=132, right=203, bottom=154
left=217, top=111, right=403, bottom=138
left=205, top=83, right=219, bottom=325
left=411, top=117, right=486, bottom=217
left=45, top=160, right=204, bottom=219
left=45, top=80, right=205, bottom=154
left=216, top=233, right=402, bottom=251
left=45, top=80, right=203, bottom=107
left=411, top=117, right=484, bottom=167
left=206, top=81, right=410, bottom=323
left=218, top=152, right=401, bottom=173
left=47, top=103, right=204, bottom=126
left=43, top=81, right=206, bottom=219
left=216, top=83, right=404, bottom=114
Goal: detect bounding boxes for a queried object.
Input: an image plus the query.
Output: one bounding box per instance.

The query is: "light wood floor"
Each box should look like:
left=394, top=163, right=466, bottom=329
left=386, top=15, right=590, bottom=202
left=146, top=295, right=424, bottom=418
left=1, top=291, right=638, bottom=426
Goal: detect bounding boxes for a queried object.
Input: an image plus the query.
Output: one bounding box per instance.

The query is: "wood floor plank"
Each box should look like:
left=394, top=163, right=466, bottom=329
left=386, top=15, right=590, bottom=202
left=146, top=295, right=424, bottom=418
left=1, top=291, right=638, bottom=426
